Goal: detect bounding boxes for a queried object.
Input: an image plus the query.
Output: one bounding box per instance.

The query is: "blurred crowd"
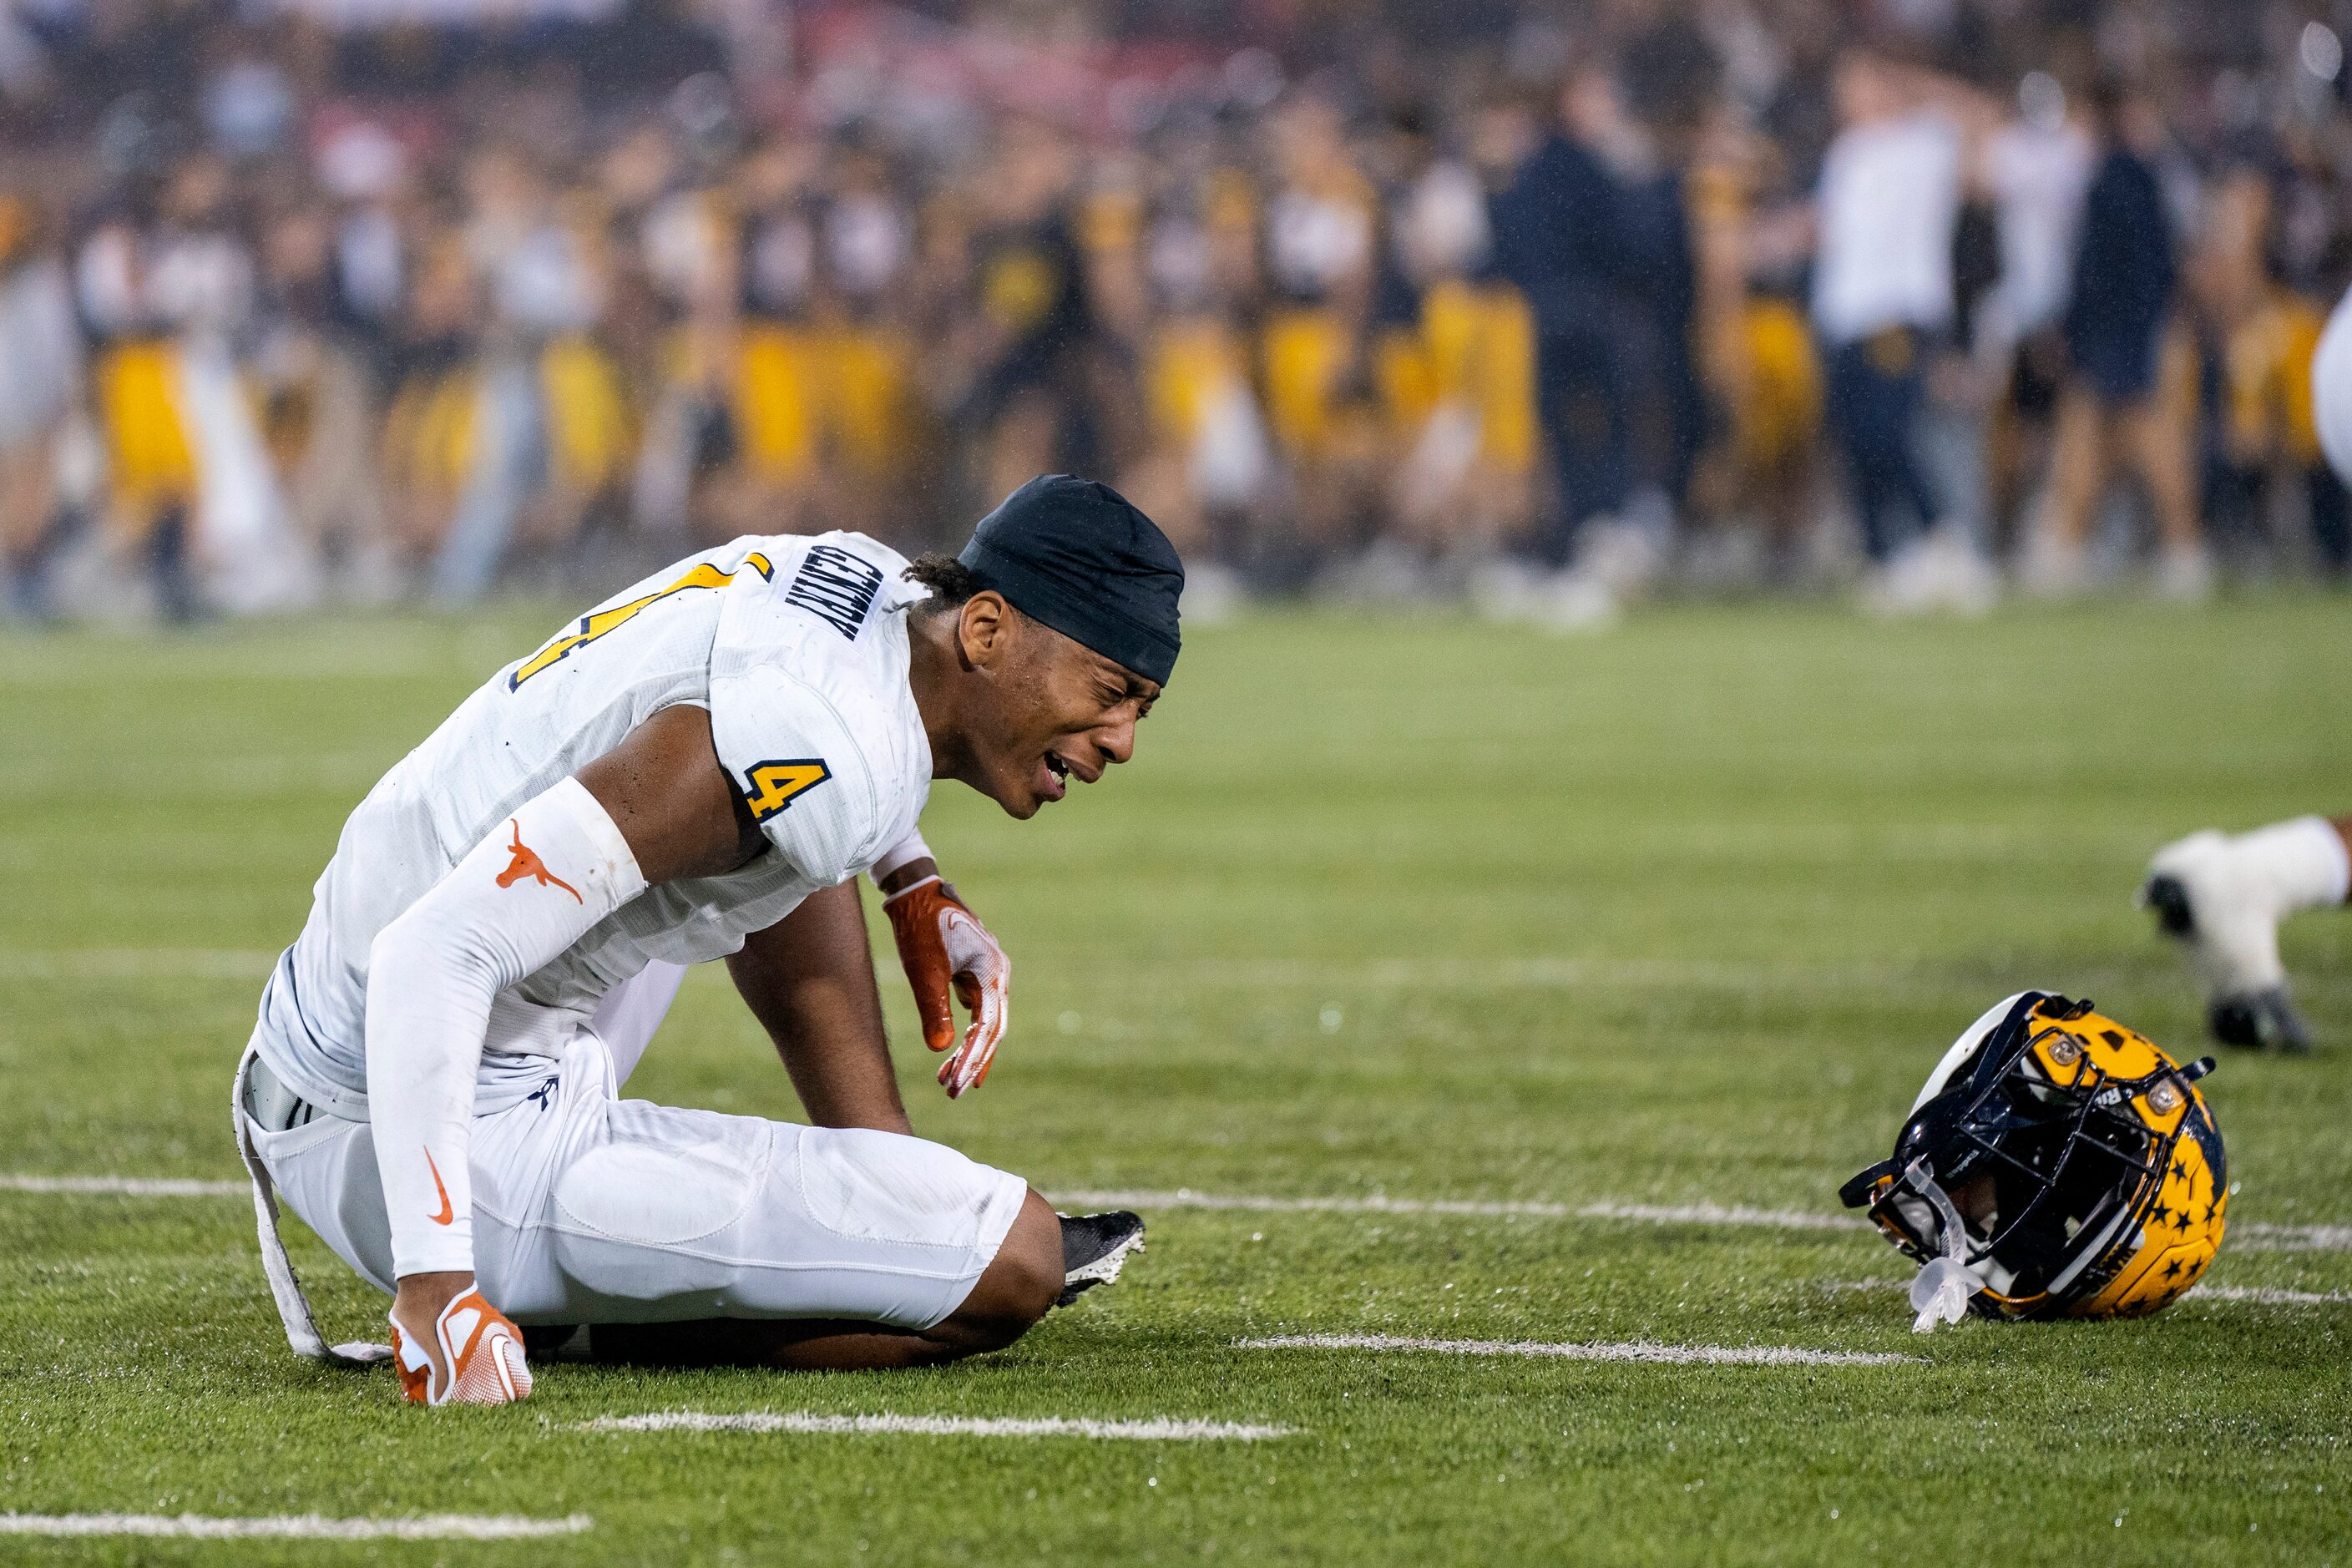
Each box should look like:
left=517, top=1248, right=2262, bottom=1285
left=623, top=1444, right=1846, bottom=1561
left=3, top=0, right=2351, bottom=628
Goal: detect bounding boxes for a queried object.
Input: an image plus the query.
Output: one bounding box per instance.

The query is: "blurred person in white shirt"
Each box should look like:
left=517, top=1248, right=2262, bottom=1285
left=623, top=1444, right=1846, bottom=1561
left=154, top=153, right=320, bottom=614
left=432, top=145, right=625, bottom=604
left=815, top=140, right=922, bottom=529
left=1979, top=72, right=2093, bottom=552
left=76, top=152, right=313, bottom=620
left=316, top=120, right=413, bottom=361
left=1112, top=154, right=1271, bottom=608
left=252, top=201, right=394, bottom=602
left=1258, top=94, right=1386, bottom=570
left=1810, top=48, right=1960, bottom=589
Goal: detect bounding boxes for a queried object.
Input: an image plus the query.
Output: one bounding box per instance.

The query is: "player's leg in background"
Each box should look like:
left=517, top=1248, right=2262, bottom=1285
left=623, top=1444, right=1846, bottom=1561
left=2025, top=381, right=2108, bottom=595
left=1826, top=331, right=1926, bottom=569
left=0, top=427, right=64, bottom=620
left=2143, top=815, right=2352, bottom=1051
left=1534, top=321, right=1626, bottom=568
left=2125, top=322, right=2211, bottom=599
left=427, top=352, right=540, bottom=607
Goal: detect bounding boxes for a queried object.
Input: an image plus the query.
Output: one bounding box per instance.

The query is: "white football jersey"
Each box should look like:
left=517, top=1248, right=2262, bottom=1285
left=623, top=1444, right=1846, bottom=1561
left=255, top=532, right=931, bottom=1116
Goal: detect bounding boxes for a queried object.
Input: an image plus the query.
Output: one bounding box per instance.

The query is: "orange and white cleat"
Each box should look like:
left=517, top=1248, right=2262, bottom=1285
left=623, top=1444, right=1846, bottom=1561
left=389, top=1287, right=534, bottom=1406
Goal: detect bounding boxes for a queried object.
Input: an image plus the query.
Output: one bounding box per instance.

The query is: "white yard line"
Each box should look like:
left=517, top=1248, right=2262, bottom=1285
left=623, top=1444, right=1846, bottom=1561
left=0, top=1514, right=592, bottom=1540
left=2188, top=1283, right=2352, bottom=1305
left=1823, top=1277, right=2352, bottom=1306
left=1237, top=1333, right=1916, bottom=1366
left=0, top=1174, right=246, bottom=1196
left=579, top=1412, right=1294, bottom=1440
left=1052, top=1189, right=1864, bottom=1232
left=2233, top=1222, right=2352, bottom=1253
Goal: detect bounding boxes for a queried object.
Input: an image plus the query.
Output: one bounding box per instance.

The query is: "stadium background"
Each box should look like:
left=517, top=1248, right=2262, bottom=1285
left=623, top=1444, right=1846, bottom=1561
left=0, top=0, right=2349, bottom=620
left=5, top=2, right=2352, bottom=1564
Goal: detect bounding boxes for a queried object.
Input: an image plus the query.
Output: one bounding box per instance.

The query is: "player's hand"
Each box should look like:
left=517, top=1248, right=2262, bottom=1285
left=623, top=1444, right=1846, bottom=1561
left=388, top=1275, right=533, bottom=1406
left=883, top=873, right=1009, bottom=1098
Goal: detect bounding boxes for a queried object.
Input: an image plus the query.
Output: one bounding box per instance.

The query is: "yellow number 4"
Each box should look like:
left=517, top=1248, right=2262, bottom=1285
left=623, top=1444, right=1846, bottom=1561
left=742, top=759, right=832, bottom=821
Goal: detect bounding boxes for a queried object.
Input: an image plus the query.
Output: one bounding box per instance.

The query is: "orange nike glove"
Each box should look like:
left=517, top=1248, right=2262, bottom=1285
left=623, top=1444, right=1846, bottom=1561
left=883, top=874, right=1009, bottom=1098
left=389, top=1286, right=532, bottom=1407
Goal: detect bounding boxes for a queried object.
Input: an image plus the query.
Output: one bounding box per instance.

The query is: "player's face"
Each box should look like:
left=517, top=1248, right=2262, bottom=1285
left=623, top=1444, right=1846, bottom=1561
left=971, top=611, right=1159, bottom=819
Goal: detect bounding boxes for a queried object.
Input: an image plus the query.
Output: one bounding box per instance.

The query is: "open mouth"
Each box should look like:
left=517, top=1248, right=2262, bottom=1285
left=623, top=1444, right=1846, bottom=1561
left=1037, top=748, right=1097, bottom=803
left=1034, top=749, right=1071, bottom=804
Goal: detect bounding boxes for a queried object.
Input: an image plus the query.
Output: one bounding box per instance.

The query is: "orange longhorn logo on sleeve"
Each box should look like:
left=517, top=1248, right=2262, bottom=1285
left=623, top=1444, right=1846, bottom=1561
left=496, top=820, right=583, bottom=903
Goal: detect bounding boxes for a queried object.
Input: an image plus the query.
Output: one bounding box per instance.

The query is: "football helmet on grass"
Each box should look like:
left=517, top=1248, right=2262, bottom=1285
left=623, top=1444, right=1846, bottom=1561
left=1840, top=992, right=2226, bottom=1329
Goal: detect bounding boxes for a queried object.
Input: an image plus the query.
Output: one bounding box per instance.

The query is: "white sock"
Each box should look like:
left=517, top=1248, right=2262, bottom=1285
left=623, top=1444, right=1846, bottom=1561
left=2241, top=817, right=2352, bottom=913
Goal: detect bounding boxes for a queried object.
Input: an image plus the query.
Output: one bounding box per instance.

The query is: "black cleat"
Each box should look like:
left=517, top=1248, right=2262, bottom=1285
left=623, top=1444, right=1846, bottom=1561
left=1056, top=1211, right=1146, bottom=1307
left=2208, top=989, right=2314, bottom=1055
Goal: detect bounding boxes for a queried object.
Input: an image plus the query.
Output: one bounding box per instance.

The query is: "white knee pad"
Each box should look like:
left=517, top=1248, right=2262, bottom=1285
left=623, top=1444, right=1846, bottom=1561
left=549, top=1107, right=771, bottom=1316
left=797, top=1126, right=1010, bottom=1246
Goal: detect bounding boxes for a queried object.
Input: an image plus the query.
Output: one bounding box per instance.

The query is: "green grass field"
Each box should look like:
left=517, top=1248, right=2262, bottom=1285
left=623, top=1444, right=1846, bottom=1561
left=4, top=596, right=2350, bottom=1565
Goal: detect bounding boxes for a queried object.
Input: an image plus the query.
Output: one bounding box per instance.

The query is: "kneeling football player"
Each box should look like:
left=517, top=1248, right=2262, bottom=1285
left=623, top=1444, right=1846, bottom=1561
left=233, top=475, right=1176, bottom=1404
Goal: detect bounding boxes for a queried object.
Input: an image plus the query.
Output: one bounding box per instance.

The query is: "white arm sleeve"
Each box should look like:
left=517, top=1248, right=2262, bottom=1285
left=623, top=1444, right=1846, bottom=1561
left=365, top=776, right=646, bottom=1278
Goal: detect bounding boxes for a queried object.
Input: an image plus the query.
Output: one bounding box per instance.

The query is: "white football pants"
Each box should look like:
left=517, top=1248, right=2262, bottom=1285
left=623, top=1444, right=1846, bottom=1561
left=239, top=963, right=1028, bottom=1331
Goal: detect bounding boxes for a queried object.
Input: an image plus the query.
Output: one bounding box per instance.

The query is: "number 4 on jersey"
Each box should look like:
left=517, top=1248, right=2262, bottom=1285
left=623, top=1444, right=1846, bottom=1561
left=741, top=759, right=832, bottom=821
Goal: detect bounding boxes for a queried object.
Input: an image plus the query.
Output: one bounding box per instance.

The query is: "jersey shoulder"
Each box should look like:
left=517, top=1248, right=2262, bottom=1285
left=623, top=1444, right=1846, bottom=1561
left=707, top=531, right=928, bottom=882
left=711, top=530, right=918, bottom=677
left=712, top=531, right=922, bottom=736
left=498, top=539, right=771, bottom=697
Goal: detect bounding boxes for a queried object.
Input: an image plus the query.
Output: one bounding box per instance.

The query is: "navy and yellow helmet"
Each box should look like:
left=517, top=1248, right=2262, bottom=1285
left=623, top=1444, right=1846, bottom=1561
left=1840, top=992, right=2227, bottom=1321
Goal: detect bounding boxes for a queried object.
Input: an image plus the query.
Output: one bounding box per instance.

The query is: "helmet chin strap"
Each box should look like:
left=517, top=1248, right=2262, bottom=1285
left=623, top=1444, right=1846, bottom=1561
left=1903, top=1156, right=1978, bottom=1334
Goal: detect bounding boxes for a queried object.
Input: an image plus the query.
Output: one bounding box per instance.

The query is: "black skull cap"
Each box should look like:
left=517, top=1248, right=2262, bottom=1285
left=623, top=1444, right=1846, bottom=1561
left=956, top=473, right=1184, bottom=685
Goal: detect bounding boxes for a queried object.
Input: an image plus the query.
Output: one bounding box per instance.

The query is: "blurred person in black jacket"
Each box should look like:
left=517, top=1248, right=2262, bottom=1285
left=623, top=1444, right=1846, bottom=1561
left=1490, top=66, right=1632, bottom=567
left=1616, top=18, right=1714, bottom=534
left=2030, top=77, right=2207, bottom=599
left=964, top=119, right=1096, bottom=509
